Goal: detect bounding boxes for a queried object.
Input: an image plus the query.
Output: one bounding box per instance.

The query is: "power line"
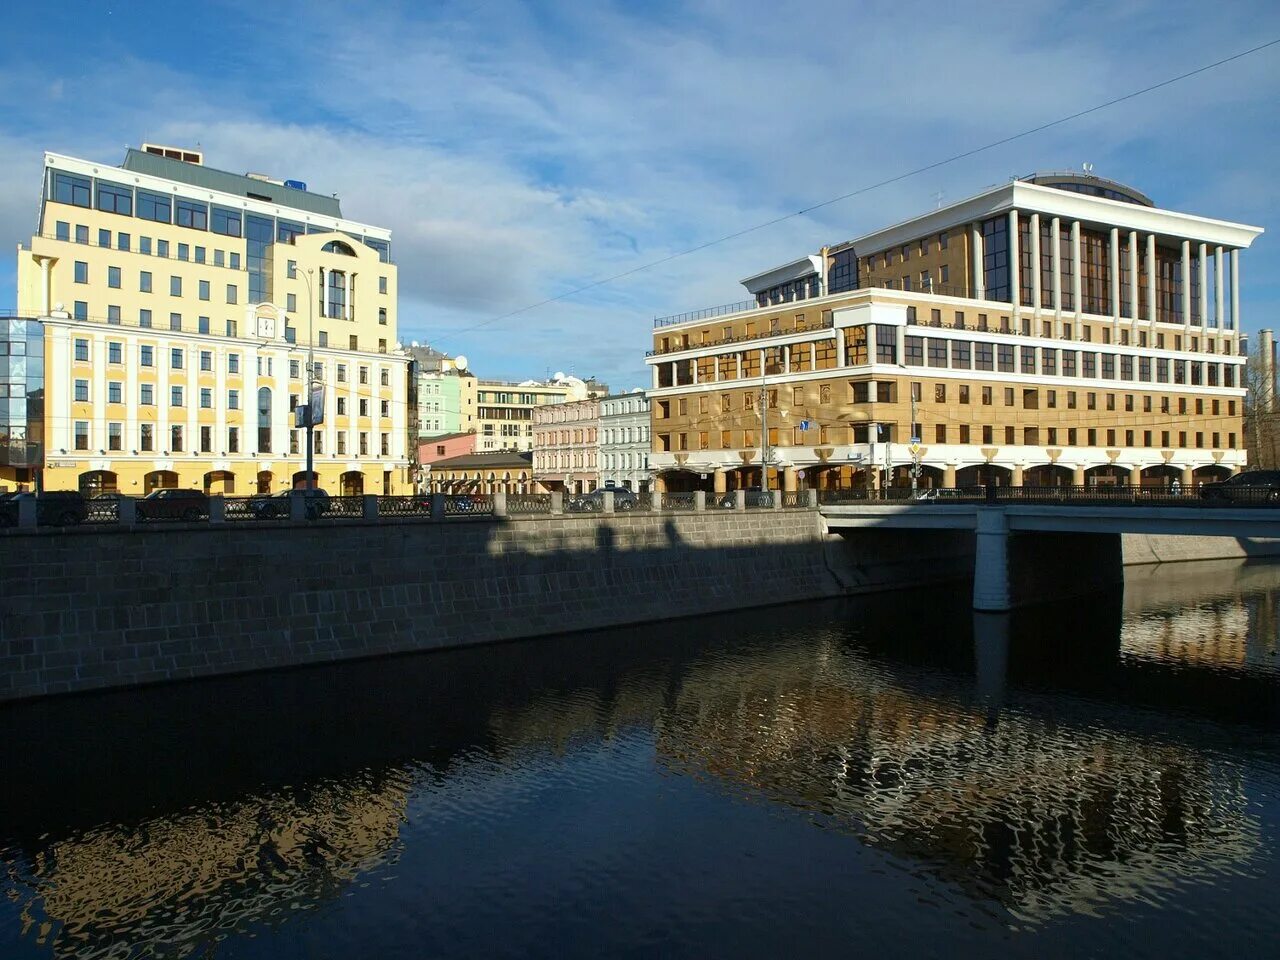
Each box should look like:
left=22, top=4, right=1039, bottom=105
left=432, top=36, right=1280, bottom=338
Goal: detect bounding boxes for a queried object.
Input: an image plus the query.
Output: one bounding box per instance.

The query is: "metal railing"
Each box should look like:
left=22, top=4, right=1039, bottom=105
left=224, top=496, right=281, bottom=521
left=82, top=499, right=121, bottom=524
left=744, top=491, right=774, bottom=509
left=780, top=491, right=806, bottom=509
left=324, top=495, right=366, bottom=519
left=378, top=495, right=433, bottom=517
left=564, top=495, right=604, bottom=513
left=817, top=484, right=1280, bottom=508
left=507, top=494, right=553, bottom=515
left=661, top=492, right=697, bottom=511
left=706, top=493, right=737, bottom=510
left=653, top=300, right=759, bottom=329
left=443, top=494, right=494, bottom=516
left=647, top=316, right=836, bottom=357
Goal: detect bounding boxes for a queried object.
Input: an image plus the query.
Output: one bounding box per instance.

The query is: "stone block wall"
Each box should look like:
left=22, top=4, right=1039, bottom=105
left=0, top=511, right=861, bottom=702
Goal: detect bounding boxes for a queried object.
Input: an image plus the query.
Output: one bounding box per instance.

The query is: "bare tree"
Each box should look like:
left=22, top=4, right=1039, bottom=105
left=1243, top=343, right=1280, bottom=469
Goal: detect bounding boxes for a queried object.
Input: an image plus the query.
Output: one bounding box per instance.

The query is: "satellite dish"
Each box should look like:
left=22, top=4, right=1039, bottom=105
left=553, top=371, right=566, bottom=381
left=454, top=354, right=468, bottom=371
left=1082, top=162, right=1094, bottom=173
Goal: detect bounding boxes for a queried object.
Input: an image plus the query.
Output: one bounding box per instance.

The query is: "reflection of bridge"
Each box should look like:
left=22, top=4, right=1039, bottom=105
left=821, top=495, right=1280, bottom=611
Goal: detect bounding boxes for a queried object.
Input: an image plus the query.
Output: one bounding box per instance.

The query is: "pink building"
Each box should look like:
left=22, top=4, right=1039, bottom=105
left=418, top=431, right=477, bottom=489
left=532, top=398, right=600, bottom=494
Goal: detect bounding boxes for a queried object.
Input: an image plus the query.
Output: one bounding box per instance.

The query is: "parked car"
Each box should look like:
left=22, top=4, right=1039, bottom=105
left=0, top=490, right=89, bottom=527
left=575, top=487, right=640, bottom=510
left=249, top=488, right=331, bottom=520
left=1199, top=470, right=1280, bottom=504
left=136, top=488, right=209, bottom=522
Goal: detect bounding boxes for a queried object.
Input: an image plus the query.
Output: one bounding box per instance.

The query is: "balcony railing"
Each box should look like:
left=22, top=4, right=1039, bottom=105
left=653, top=300, right=758, bottom=329
left=648, top=316, right=835, bottom=358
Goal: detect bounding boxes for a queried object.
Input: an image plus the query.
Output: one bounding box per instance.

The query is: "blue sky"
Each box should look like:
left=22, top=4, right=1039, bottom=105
left=2, top=0, right=1279, bottom=388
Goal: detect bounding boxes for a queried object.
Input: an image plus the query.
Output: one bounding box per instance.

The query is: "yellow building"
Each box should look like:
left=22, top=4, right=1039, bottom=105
left=474, top=375, right=605, bottom=452
left=646, top=172, right=1262, bottom=493
left=9, top=143, right=412, bottom=496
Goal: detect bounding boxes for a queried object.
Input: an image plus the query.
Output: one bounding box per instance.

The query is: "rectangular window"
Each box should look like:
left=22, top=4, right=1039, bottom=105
left=139, top=308, right=152, bottom=328
left=228, top=426, right=240, bottom=453
left=74, top=260, right=88, bottom=283
left=379, top=276, right=388, bottom=294
left=157, top=239, right=169, bottom=257
left=108, top=341, right=122, bottom=364
left=140, top=384, right=153, bottom=405
left=378, top=307, right=388, bottom=325
left=214, top=249, right=225, bottom=267
left=904, top=336, right=924, bottom=366
left=137, top=190, right=172, bottom=223
left=171, top=425, right=184, bottom=452
left=106, top=265, right=121, bottom=289
left=74, top=379, right=89, bottom=402
left=211, top=206, right=242, bottom=237
left=171, top=386, right=184, bottom=407
left=175, top=198, right=208, bottom=230
left=199, top=279, right=210, bottom=301
left=54, top=172, right=92, bottom=207
left=228, top=389, right=239, bottom=410
left=287, top=293, right=297, bottom=312
left=74, top=421, right=89, bottom=449
left=73, top=300, right=88, bottom=321
left=199, top=350, right=212, bottom=371
left=55, top=220, right=70, bottom=241
left=138, top=269, right=153, bottom=293
left=230, top=252, right=240, bottom=270
left=198, top=316, right=210, bottom=335
left=226, top=284, right=238, bottom=304
left=997, top=344, right=1014, bottom=372
left=194, top=246, right=205, bottom=264
left=140, top=345, right=153, bottom=366
left=170, top=313, right=182, bottom=331
left=200, top=388, right=212, bottom=409
left=107, top=381, right=122, bottom=404
left=170, top=276, right=182, bottom=296
left=171, top=348, right=184, bottom=369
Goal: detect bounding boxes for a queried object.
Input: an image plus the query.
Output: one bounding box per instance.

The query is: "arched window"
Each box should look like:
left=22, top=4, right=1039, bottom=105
left=322, top=240, right=357, bottom=256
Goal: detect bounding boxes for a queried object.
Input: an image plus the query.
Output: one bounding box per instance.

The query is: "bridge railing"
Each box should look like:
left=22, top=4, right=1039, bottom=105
left=819, top=483, right=1280, bottom=508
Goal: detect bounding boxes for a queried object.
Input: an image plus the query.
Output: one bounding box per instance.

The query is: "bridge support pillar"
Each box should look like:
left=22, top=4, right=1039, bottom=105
left=943, top=463, right=956, bottom=487
left=973, top=508, right=1011, bottom=611
left=1073, top=464, right=1085, bottom=485
left=1180, top=466, right=1193, bottom=488
left=1012, top=464, right=1024, bottom=487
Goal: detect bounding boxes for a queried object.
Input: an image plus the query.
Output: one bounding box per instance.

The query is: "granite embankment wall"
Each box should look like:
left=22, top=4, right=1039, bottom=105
left=0, top=510, right=973, bottom=703
left=1121, top=533, right=1280, bottom=564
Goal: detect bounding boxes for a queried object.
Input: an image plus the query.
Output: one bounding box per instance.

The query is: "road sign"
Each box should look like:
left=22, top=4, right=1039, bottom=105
left=909, top=442, right=921, bottom=455
left=799, top=419, right=811, bottom=431
left=797, top=470, right=805, bottom=479
left=910, top=436, right=920, bottom=445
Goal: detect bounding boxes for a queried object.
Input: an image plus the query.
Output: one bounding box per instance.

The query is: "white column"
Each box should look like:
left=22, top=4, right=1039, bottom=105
left=1146, top=233, right=1157, bottom=325
left=50, top=328, right=71, bottom=453
left=346, top=273, right=355, bottom=322
left=691, top=357, right=699, bottom=385
left=1230, top=248, right=1240, bottom=332
left=971, top=222, right=984, bottom=299
left=320, top=268, right=328, bottom=320
left=1181, top=239, right=1192, bottom=334
left=125, top=334, right=139, bottom=456
left=865, top=324, right=877, bottom=365
left=1109, top=227, right=1121, bottom=329
left=651, top=364, right=659, bottom=389
left=1008, top=209, right=1021, bottom=323
left=215, top=345, right=227, bottom=458
left=836, top=327, right=847, bottom=366
left=157, top=337, right=170, bottom=455
left=1127, top=231, right=1139, bottom=323
left=783, top=345, right=791, bottom=374
left=1051, top=217, right=1062, bottom=315
left=1215, top=245, right=1225, bottom=330
left=1029, top=213, right=1042, bottom=314
left=92, top=335, right=107, bottom=457
left=1070, top=221, right=1082, bottom=317
left=1198, top=243, right=1209, bottom=328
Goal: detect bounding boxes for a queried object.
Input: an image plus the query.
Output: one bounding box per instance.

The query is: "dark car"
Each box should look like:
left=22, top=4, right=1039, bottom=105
left=136, top=488, right=209, bottom=522
left=1200, top=470, right=1280, bottom=504
left=574, top=487, right=639, bottom=511
left=0, top=490, right=89, bottom=527
left=249, top=488, right=331, bottom=520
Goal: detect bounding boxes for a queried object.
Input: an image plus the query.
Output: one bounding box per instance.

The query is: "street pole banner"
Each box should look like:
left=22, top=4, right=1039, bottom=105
left=309, top=384, right=326, bottom=426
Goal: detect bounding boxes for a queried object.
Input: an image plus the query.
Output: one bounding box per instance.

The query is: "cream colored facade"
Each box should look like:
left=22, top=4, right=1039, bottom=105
left=475, top=376, right=600, bottom=452
left=646, top=174, right=1261, bottom=492
left=12, top=147, right=412, bottom=495
left=531, top=397, right=600, bottom=493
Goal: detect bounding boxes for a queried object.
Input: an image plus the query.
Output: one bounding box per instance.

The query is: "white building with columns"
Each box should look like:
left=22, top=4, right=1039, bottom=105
left=644, top=172, right=1262, bottom=493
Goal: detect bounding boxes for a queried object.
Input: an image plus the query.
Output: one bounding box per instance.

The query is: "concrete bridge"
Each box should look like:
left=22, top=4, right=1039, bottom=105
left=821, top=496, right=1280, bottom=611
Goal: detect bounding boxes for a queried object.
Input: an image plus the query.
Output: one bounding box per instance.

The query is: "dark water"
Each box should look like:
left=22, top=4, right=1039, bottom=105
left=2, top=562, right=1280, bottom=959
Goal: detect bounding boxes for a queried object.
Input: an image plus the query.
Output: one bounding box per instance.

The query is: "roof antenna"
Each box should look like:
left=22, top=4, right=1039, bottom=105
left=933, top=189, right=944, bottom=209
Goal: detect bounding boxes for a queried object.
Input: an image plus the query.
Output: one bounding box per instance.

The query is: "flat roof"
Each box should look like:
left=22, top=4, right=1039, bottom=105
left=432, top=451, right=533, bottom=470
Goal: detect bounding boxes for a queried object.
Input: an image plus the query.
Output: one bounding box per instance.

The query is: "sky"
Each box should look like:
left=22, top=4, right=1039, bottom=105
left=2, top=0, right=1279, bottom=389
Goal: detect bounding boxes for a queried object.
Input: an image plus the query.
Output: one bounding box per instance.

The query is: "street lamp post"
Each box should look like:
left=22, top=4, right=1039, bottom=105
left=297, top=268, right=318, bottom=492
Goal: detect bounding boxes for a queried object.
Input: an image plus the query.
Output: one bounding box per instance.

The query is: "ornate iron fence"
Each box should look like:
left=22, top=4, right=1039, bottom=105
left=378, top=495, right=434, bottom=517
left=83, top=498, right=121, bottom=524
left=444, top=494, right=494, bottom=516
left=662, top=492, right=697, bottom=511
left=706, top=493, right=736, bottom=510
left=323, top=496, right=366, bottom=519
left=508, top=494, right=553, bottom=515
left=224, top=496, right=282, bottom=522
left=565, top=495, right=604, bottom=513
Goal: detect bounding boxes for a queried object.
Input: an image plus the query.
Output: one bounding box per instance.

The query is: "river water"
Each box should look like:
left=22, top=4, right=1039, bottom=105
left=2, top=560, right=1279, bottom=959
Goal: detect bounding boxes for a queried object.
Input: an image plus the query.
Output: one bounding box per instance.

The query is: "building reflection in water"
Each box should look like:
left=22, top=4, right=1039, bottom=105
left=2, top=771, right=410, bottom=959
left=1, top=560, right=1279, bottom=955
